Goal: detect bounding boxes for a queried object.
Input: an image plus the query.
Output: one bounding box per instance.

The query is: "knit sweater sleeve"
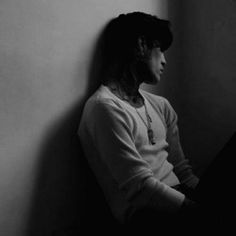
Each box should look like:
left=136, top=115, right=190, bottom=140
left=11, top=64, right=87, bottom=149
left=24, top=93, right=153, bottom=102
left=162, top=98, right=199, bottom=189
left=86, top=99, right=185, bottom=212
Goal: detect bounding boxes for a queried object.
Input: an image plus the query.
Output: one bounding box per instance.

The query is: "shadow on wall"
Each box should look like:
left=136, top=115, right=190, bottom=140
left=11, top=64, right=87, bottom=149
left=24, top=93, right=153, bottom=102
left=27, top=23, right=115, bottom=236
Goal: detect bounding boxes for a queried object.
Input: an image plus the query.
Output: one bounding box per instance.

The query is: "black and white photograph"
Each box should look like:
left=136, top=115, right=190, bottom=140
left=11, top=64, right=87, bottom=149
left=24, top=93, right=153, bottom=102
left=0, top=1, right=235, bottom=235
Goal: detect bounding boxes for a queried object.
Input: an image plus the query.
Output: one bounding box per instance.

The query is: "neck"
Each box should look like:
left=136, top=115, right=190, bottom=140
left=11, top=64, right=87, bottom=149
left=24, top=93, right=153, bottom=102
left=105, top=60, right=143, bottom=93
left=107, top=81, right=144, bottom=108
left=105, top=61, right=145, bottom=106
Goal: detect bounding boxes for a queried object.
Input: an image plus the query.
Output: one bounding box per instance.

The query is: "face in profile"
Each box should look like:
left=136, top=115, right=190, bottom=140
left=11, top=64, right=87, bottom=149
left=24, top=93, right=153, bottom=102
left=144, top=47, right=166, bottom=84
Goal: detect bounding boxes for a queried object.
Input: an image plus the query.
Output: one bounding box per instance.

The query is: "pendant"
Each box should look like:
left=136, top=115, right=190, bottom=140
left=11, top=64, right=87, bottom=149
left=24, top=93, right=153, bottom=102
left=147, top=128, right=156, bottom=145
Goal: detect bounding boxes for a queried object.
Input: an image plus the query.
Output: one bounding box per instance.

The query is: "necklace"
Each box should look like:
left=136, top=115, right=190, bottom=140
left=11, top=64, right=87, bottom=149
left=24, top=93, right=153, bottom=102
left=135, top=102, right=156, bottom=145
left=108, top=84, right=142, bottom=107
left=107, top=84, right=156, bottom=145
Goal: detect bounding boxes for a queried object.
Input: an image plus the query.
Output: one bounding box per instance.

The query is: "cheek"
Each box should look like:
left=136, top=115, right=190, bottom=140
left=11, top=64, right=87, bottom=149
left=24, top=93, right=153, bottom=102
left=150, top=58, right=160, bottom=71
left=151, top=51, right=162, bottom=68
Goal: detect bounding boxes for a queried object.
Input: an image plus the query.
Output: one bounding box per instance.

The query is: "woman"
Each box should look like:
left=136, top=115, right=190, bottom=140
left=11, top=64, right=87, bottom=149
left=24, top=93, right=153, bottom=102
left=79, top=12, right=235, bottom=233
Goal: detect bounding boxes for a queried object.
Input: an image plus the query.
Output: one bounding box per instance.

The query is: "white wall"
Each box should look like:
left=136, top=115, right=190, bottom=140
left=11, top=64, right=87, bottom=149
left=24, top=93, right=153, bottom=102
left=0, top=0, right=167, bottom=235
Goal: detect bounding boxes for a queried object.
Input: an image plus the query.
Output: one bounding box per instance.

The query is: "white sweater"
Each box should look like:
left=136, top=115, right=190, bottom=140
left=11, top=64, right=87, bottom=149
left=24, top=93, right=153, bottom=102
left=78, top=85, right=198, bottom=222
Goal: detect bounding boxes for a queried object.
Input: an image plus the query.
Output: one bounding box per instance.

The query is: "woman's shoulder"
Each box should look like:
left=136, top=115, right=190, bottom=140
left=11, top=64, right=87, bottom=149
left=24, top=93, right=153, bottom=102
left=83, top=85, right=130, bottom=124
left=86, top=85, right=124, bottom=110
left=140, top=89, right=168, bottom=107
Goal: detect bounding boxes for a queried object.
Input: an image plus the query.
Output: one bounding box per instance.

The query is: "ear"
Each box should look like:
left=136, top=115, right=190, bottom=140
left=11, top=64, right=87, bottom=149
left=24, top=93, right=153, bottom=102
left=137, top=36, right=148, bottom=56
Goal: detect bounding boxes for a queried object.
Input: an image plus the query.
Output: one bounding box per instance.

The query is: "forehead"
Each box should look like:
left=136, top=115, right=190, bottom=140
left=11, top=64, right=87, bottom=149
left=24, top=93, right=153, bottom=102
left=151, top=47, right=162, bottom=54
left=150, top=39, right=163, bottom=50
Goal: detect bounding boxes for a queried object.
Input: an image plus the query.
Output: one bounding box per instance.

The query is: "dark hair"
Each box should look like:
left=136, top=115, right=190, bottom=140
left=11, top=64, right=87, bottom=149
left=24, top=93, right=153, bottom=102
left=104, top=12, right=172, bottom=62
left=101, top=12, right=173, bottom=88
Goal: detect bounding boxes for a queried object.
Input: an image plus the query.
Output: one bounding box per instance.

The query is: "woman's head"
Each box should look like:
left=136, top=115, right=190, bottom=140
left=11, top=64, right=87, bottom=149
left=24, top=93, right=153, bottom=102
left=102, top=12, right=173, bottom=89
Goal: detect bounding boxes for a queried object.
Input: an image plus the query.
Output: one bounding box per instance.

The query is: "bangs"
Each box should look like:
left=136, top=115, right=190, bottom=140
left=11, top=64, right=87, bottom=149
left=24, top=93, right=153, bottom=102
left=103, top=12, right=173, bottom=64
left=147, top=19, right=173, bottom=52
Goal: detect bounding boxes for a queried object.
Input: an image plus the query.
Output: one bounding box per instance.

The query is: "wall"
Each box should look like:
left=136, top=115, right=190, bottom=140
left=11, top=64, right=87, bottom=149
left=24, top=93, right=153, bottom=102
left=0, top=0, right=167, bottom=235
left=166, top=0, right=236, bottom=174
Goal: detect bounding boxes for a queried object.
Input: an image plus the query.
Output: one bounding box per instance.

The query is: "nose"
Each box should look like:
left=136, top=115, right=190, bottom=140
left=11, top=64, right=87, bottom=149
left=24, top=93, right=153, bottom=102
left=161, top=53, right=166, bottom=66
